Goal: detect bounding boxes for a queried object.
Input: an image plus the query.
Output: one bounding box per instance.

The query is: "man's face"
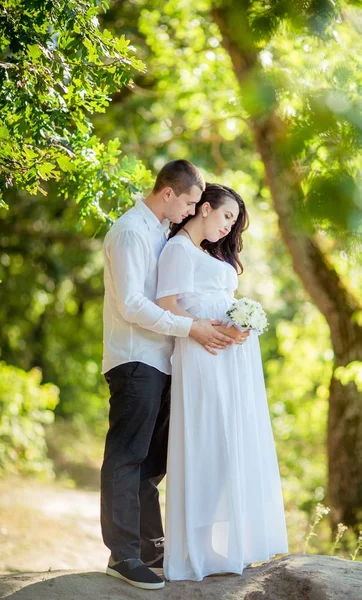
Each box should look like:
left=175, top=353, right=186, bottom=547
left=164, top=184, right=204, bottom=224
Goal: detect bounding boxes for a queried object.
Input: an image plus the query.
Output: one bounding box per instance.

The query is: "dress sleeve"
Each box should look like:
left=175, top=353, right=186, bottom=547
left=157, top=241, right=195, bottom=299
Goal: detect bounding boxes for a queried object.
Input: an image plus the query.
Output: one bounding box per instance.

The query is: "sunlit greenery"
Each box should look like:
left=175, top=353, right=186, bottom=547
left=0, top=0, right=153, bottom=216
left=0, top=362, right=59, bottom=475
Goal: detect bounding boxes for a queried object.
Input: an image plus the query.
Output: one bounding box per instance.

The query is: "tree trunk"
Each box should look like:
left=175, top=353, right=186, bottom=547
left=213, top=3, right=362, bottom=533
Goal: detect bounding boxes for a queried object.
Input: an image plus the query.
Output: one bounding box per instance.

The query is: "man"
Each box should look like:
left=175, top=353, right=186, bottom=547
left=101, top=160, right=237, bottom=590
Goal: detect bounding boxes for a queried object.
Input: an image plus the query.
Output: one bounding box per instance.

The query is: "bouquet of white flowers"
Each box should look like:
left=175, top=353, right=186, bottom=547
left=225, top=297, right=269, bottom=335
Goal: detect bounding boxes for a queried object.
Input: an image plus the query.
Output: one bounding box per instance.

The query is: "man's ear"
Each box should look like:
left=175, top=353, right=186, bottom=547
left=162, top=187, right=173, bottom=202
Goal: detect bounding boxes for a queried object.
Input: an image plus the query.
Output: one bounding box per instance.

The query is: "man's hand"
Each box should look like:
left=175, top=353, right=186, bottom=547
left=189, top=319, right=235, bottom=355
left=213, top=325, right=251, bottom=345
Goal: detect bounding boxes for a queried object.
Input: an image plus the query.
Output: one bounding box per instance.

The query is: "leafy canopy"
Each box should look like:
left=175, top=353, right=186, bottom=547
left=98, top=0, right=362, bottom=242
left=0, top=0, right=153, bottom=217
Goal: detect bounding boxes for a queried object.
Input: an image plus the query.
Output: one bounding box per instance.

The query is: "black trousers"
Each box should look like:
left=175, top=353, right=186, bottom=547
left=100, top=361, right=171, bottom=563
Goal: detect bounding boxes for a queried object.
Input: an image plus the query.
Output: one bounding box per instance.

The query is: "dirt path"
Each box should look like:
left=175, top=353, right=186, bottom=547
left=0, top=477, right=158, bottom=573
left=0, top=475, right=314, bottom=576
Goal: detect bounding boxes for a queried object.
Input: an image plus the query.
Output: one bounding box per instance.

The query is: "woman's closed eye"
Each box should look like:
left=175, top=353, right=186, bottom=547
left=225, top=214, right=236, bottom=226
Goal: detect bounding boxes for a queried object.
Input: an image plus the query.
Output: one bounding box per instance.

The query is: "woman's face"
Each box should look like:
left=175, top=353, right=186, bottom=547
left=203, top=197, right=239, bottom=243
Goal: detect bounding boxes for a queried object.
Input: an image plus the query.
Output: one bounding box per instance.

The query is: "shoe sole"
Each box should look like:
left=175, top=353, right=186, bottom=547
left=106, top=566, right=165, bottom=590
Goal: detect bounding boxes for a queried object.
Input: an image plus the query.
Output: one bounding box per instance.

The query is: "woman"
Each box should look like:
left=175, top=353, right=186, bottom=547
left=156, top=183, right=288, bottom=581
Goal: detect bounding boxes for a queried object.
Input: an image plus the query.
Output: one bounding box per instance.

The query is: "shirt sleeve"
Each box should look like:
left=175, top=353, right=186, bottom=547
left=157, top=241, right=195, bottom=299
left=107, top=229, right=193, bottom=337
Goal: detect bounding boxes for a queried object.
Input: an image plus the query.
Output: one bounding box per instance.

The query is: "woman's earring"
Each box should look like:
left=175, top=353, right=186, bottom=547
left=203, top=212, right=207, bottom=217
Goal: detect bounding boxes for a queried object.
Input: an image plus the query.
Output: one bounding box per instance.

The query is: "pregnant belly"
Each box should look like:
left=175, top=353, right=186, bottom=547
left=181, top=290, right=234, bottom=321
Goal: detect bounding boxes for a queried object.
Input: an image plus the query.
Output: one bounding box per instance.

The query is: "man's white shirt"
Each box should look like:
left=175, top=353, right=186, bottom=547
left=102, top=198, right=193, bottom=375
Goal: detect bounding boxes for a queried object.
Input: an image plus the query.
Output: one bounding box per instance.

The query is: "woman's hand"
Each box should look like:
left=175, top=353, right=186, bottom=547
left=213, top=324, right=250, bottom=344
left=189, top=319, right=235, bottom=354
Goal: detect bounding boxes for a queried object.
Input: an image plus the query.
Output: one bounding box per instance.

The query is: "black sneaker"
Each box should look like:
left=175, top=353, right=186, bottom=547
left=106, top=557, right=165, bottom=590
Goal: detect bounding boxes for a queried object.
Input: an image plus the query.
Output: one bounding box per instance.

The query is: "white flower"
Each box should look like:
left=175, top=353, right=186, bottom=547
left=226, top=297, right=269, bottom=335
left=232, top=305, right=247, bottom=323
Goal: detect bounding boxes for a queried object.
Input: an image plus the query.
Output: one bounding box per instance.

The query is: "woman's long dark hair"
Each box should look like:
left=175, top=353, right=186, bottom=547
left=169, top=183, right=249, bottom=274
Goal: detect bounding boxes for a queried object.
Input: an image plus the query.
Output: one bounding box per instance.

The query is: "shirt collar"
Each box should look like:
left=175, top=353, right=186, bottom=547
left=135, top=198, right=170, bottom=233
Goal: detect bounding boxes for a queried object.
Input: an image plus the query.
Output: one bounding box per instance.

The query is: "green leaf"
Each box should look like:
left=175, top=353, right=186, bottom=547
left=0, top=125, right=10, bottom=139
left=77, top=121, right=91, bottom=135
left=0, top=197, right=9, bottom=210
left=37, top=162, right=56, bottom=179
left=114, top=34, right=130, bottom=54
left=56, top=155, right=74, bottom=172
left=27, top=44, right=42, bottom=61
left=107, top=138, right=121, bottom=154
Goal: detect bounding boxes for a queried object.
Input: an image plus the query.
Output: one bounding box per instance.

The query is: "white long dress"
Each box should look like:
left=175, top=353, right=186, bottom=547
left=156, top=235, right=288, bottom=582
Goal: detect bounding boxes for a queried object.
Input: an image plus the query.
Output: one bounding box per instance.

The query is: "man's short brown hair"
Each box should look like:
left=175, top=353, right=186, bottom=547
left=153, top=160, right=205, bottom=196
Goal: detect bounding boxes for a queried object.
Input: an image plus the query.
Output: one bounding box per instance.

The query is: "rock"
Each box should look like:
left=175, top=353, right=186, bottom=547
left=0, top=554, right=361, bottom=600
